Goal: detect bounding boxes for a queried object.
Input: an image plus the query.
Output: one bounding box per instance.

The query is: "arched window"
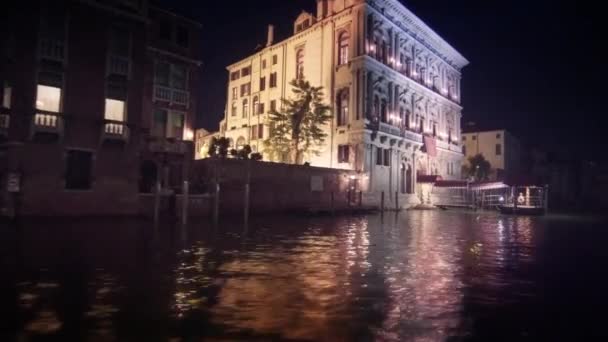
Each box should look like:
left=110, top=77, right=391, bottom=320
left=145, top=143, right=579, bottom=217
left=252, top=96, right=259, bottom=115
left=373, top=95, right=380, bottom=120
left=381, top=99, right=387, bottom=123
left=236, top=136, right=245, bottom=150
left=296, top=49, right=305, bottom=79
left=337, top=89, right=349, bottom=126
left=338, top=31, right=349, bottom=65
left=231, top=102, right=237, bottom=117
left=242, top=99, right=248, bottom=118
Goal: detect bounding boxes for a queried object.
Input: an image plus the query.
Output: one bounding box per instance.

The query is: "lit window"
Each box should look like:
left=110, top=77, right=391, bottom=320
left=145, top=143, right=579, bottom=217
left=252, top=96, right=259, bottom=115
left=338, top=31, right=349, bottom=65
left=338, top=145, right=350, bottom=163
left=337, top=89, right=349, bottom=126
left=296, top=49, right=304, bottom=79
left=36, top=84, right=61, bottom=112
left=242, top=99, right=248, bottom=118
left=104, top=99, right=125, bottom=121
left=2, top=81, right=11, bottom=108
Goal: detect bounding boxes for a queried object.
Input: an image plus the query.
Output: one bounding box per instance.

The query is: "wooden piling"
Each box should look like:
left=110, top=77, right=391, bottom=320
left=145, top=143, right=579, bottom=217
left=381, top=191, right=385, bottom=212
left=181, top=181, right=189, bottom=227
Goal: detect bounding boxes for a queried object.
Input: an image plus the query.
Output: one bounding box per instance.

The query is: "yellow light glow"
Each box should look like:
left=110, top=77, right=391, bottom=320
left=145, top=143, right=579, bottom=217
left=183, top=129, right=194, bottom=141
left=36, top=85, right=61, bottom=112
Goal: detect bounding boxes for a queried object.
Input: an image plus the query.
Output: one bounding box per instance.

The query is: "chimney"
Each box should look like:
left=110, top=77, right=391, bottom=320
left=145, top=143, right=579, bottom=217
left=266, top=25, right=275, bottom=47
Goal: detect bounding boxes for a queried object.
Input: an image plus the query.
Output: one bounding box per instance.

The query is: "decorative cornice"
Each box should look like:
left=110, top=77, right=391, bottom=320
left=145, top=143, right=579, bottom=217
left=367, top=0, right=469, bottom=70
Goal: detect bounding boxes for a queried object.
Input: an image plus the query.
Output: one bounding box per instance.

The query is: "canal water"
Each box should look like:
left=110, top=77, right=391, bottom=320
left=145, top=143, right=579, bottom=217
left=2, top=210, right=607, bottom=341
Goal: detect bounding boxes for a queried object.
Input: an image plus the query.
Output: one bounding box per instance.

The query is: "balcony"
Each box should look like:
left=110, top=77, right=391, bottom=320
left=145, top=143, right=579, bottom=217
left=154, top=85, right=172, bottom=102
left=172, top=90, right=189, bottom=105
left=102, top=120, right=129, bottom=142
left=0, top=114, right=9, bottom=137
left=379, top=122, right=401, bottom=136
left=108, top=55, right=130, bottom=76
left=148, top=138, right=189, bottom=155
left=154, top=85, right=189, bottom=107
left=39, top=38, right=65, bottom=62
left=403, top=130, right=423, bottom=144
left=32, top=112, right=64, bottom=135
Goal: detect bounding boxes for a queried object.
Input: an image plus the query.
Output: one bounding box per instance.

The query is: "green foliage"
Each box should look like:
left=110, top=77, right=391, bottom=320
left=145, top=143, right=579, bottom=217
left=463, top=154, right=492, bottom=181
left=264, top=78, right=332, bottom=164
left=208, top=137, right=230, bottom=158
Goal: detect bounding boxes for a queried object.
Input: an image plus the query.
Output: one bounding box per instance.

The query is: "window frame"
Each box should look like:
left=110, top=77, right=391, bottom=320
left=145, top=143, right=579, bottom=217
left=338, top=31, right=349, bottom=65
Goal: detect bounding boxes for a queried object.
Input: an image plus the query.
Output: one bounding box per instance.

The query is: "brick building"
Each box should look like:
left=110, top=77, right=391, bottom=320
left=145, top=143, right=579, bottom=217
left=0, top=0, right=201, bottom=216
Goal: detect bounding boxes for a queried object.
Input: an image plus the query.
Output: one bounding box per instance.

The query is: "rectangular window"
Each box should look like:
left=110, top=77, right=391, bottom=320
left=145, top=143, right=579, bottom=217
left=104, top=99, right=125, bottom=121
left=270, top=73, right=277, bottom=88
left=262, top=59, right=267, bottom=69
left=241, top=66, right=251, bottom=77
left=65, top=150, right=93, bottom=190
left=270, top=100, right=277, bottom=112
left=232, top=87, right=237, bottom=99
left=258, top=124, right=264, bottom=139
left=472, top=135, right=477, bottom=141
left=171, top=64, right=187, bottom=90
left=2, top=81, right=11, bottom=108
left=36, top=84, right=61, bottom=112
left=496, top=144, right=502, bottom=156
left=259, top=102, right=265, bottom=114
left=155, top=61, right=170, bottom=87
left=168, top=111, right=185, bottom=139
left=272, top=55, right=278, bottom=65
left=338, top=145, right=350, bottom=163
left=153, top=109, right=168, bottom=137
left=496, top=133, right=501, bottom=139
left=240, top=83, right=251, bottom=96
left=176, top=26, right=189, bottom=48
left=260, top=77, right=266, bottom=91
left=251, top=125, right=258, bottom=140
left=462, top=136, right=466, bottom=141
left=383, top=149, right=390, bottom=166
left=230, top=71, right=240, bottom=81
left=376, top=147, right=383, bottom=165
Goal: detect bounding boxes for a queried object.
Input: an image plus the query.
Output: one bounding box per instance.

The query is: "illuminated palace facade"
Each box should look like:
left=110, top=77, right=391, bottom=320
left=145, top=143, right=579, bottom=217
left=218, top=0, right=468, bottom=202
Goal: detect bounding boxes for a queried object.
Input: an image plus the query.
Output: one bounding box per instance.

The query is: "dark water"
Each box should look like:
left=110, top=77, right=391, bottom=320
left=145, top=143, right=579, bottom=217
left=2, top=211, right=608, bottom=341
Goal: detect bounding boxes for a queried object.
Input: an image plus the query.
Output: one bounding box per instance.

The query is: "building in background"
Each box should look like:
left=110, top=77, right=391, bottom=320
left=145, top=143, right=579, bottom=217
left=209, top=0, right=468, bottom=206
left=0, top=0, right=200, bottom=216
left=462, top=129, right=521, bottom=181
left=194, top=128, right=220, bottom=160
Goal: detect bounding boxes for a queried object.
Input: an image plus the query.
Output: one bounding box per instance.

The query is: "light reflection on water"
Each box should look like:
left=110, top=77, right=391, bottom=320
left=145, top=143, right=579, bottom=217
left=4, top=211, right=608, bottom=340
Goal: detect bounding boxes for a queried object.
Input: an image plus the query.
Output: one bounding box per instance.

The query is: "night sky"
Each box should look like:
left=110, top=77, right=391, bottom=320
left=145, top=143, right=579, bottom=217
left=157, top=0, right=604, bottom=160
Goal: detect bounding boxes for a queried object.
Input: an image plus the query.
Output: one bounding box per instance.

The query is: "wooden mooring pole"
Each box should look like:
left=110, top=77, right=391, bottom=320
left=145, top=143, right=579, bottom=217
left=381, top=191, right=385, bottom=212
left=181, top=180, right=189, bottom=227
left=395, top=191, right=399, bottom=211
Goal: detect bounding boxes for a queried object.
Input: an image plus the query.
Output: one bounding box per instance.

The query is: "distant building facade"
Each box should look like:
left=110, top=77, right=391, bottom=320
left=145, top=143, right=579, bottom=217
left=0, top=0, right=200, bottom=216
left=462, top=129, right=521, bottom=181
left=212, top=0, right=468, bottom=204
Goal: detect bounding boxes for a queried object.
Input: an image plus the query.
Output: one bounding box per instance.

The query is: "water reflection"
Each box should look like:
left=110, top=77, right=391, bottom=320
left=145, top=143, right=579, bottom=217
left=4, top=211, right=606, bottom=340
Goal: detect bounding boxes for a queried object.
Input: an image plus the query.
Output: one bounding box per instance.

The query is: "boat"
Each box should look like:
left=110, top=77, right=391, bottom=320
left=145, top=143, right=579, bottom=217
left=498, top=204, right=545, bottom=216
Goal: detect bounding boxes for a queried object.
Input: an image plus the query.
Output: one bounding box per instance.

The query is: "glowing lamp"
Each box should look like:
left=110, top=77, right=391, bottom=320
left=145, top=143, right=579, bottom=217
left=183, top=129, right=194, bottom=141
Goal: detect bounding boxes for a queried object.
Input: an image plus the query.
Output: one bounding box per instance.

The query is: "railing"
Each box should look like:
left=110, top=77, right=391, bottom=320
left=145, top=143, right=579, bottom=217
left=154, top=85, right=172, bottom=102
left=108, top=55, right=130, bottom=76
left=403, top=130, right=423, bottom=143
left=154, top=86, right=189, bottom=107
left=148, top=139, right=189, bottom=154
left=172, top=90, right=189, bottom=105
left=33, top=112, right=64, bottom=135
left=39, top=38, right=65, bottom=61
left=102, top=120, right=129, bottom=142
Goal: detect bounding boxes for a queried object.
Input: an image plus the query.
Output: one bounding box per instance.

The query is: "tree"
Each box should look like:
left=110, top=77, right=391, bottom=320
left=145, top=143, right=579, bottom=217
left=463, top=154, right=492, bottom=181
left=208, top=137, right=230, bottom=158
left=264, top=78, right=332, bottom=164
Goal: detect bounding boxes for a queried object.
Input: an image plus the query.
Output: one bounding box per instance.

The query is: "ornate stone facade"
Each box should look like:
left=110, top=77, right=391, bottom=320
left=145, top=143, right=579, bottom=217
left=213, top=0, right=468, bottom=205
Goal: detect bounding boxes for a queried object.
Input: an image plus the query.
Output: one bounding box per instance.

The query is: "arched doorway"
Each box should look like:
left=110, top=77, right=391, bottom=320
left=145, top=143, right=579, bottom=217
left=406, top=164, right=413, bottom=194
left=139, top=160, right=157, bottom=193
